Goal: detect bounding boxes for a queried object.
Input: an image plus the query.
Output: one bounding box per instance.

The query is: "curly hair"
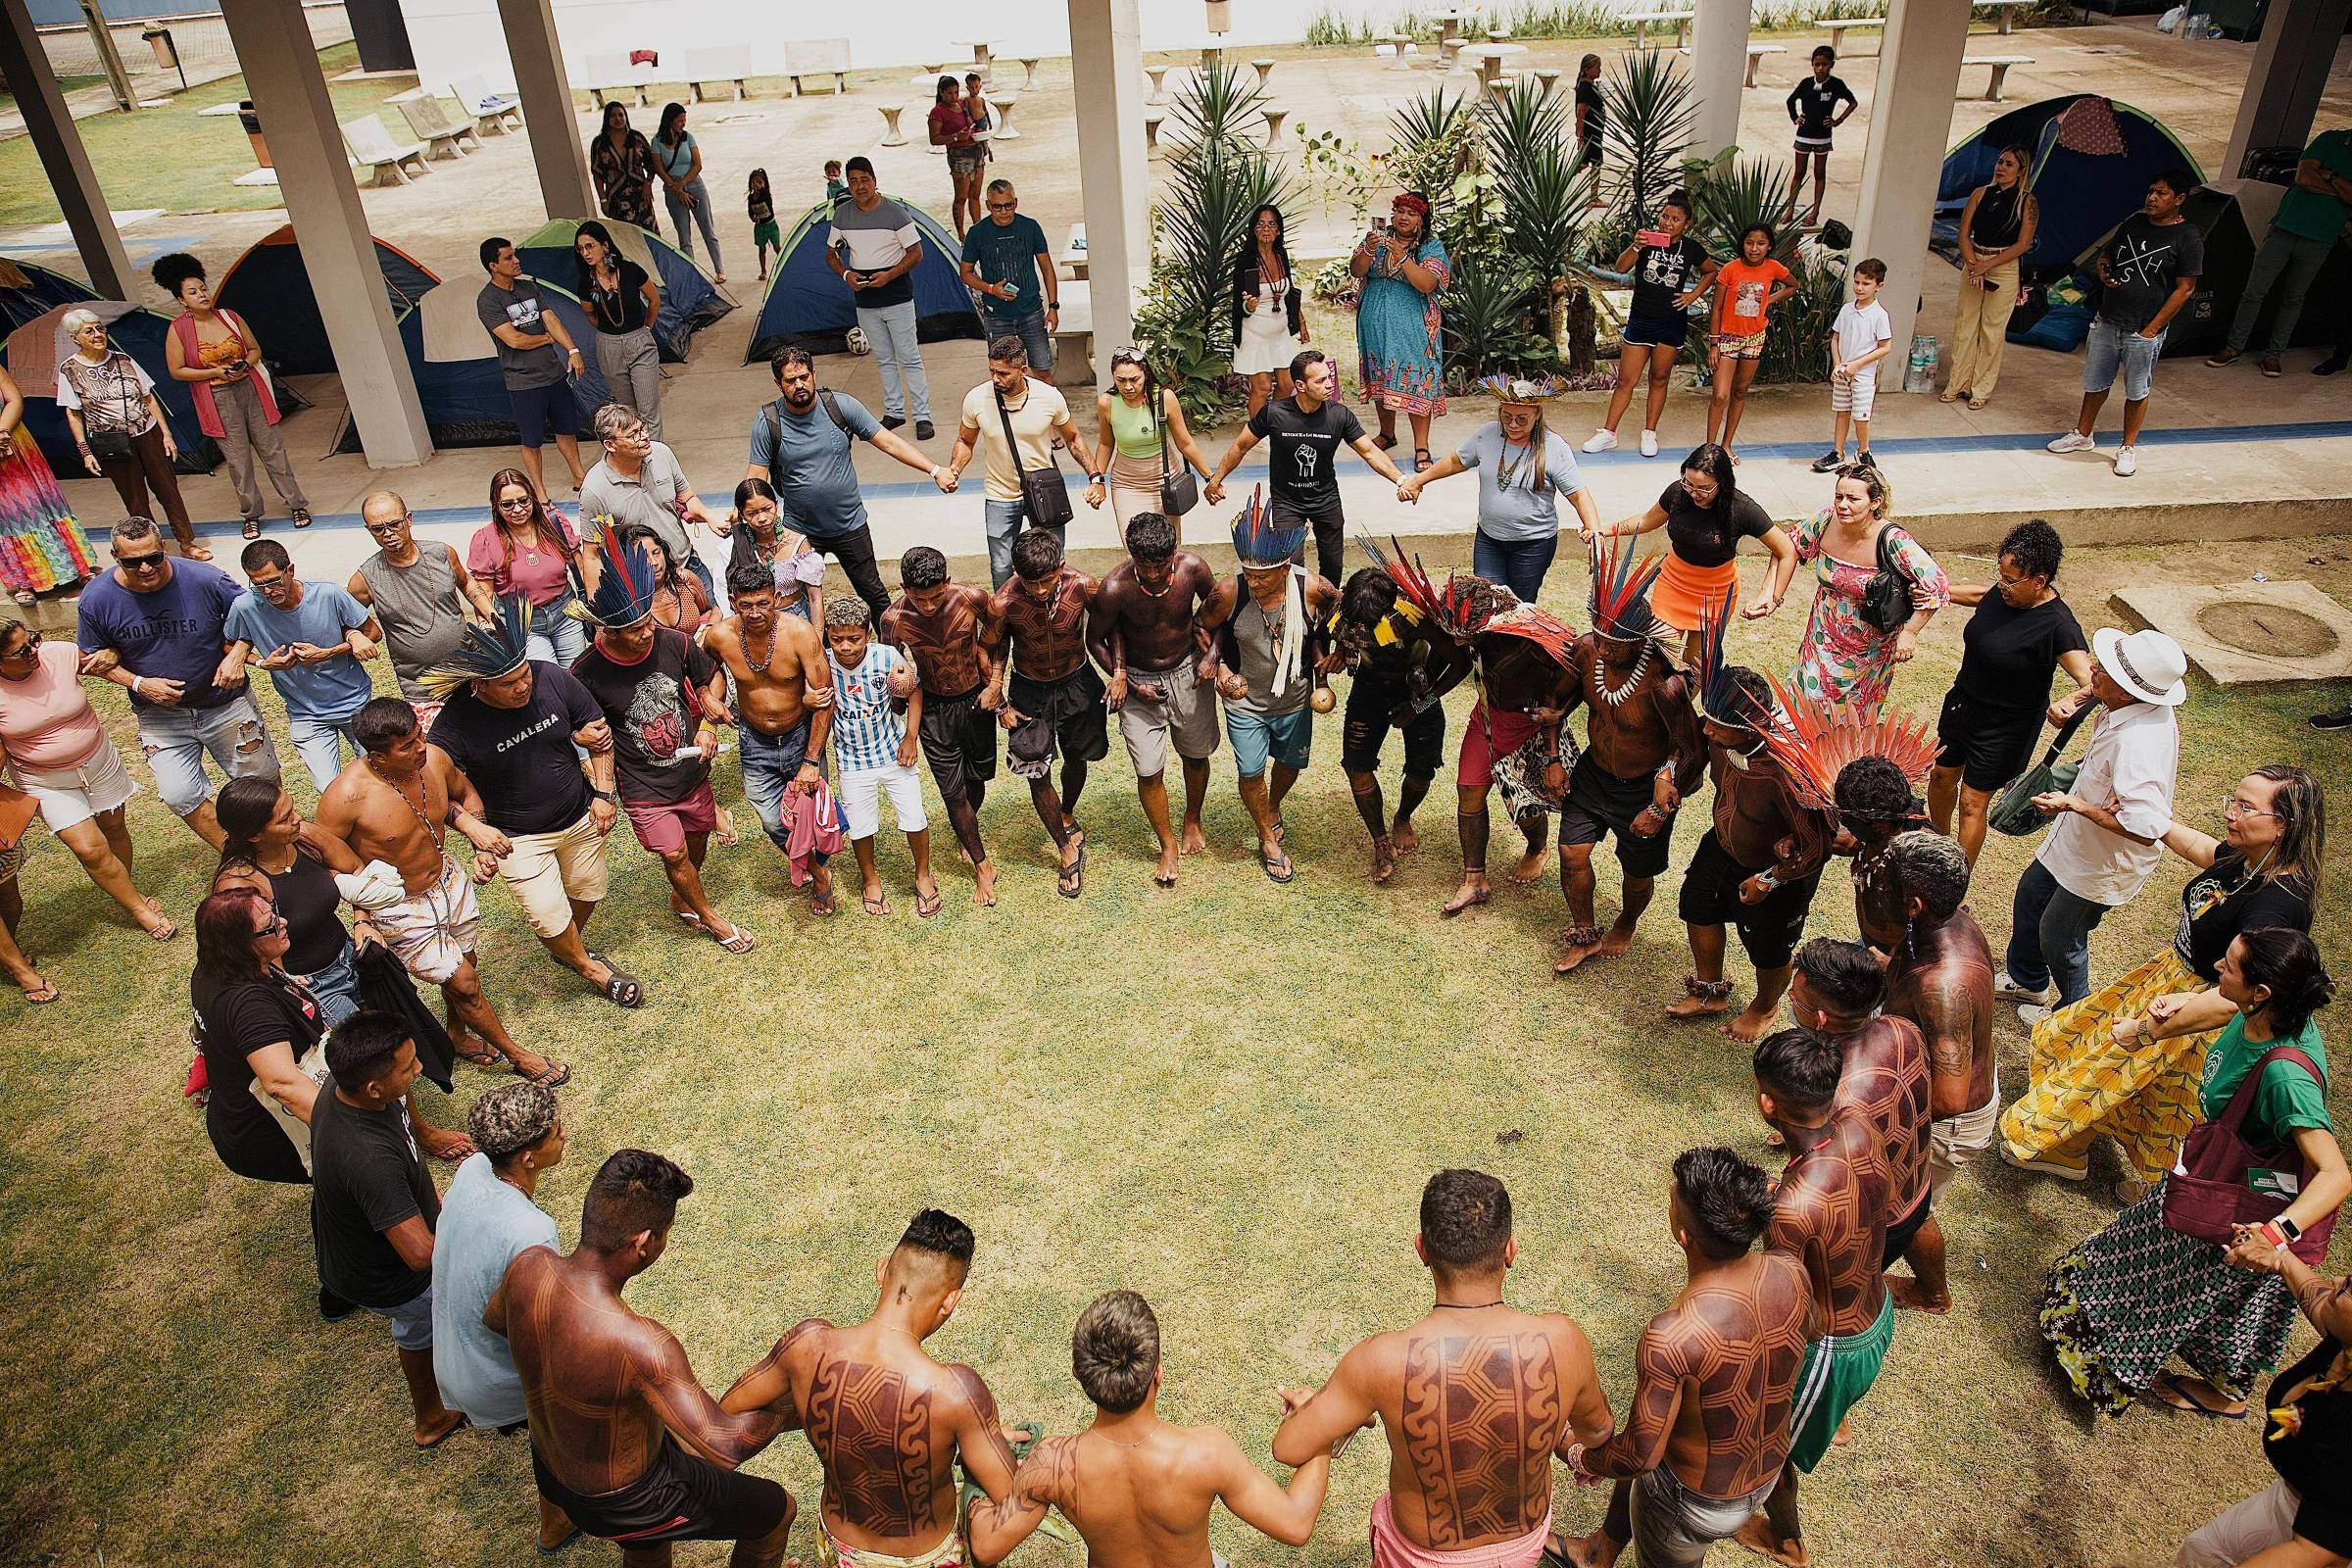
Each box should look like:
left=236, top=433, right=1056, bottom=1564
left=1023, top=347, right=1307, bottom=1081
left=150, top=251, right=207, bottom=299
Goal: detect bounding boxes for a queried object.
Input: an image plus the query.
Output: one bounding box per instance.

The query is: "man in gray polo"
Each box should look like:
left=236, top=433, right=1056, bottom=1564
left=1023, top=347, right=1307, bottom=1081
left=578, top=403, right=722, bottom=599
left=828, top=156, right=934, bottom=440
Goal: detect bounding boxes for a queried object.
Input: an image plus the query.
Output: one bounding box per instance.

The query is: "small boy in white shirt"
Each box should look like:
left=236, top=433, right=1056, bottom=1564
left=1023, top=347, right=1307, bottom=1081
left=1812, top=257, right=1894, bottom=473
left=822, top=596, right=939, bottom=916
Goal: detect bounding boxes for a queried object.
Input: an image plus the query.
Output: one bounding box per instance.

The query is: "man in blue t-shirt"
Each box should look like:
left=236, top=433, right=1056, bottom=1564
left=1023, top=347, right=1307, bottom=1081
left=222, top=538, right=383, bottom=790
left=75, top=514, right=281, bottom=847
left=744, top=348, right=956, bottom=626
left=957, top=178, right=1059, bottom=373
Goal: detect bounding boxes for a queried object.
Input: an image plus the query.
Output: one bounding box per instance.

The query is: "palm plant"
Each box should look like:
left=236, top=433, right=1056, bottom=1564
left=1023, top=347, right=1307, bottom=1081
left=1598, top=49, right=1696, bottom=231
left=1168, top=60, right=1267, bottom=152
left=1388, top=86, right=1478, bottom=219
left=1689, top=153, right=1800, bottom=264
left=1496, top=138, right=1595, bottom=356
left=1483, top=76, right=1568, bottom=170
left=1444, top=257, right=1552, bottom=381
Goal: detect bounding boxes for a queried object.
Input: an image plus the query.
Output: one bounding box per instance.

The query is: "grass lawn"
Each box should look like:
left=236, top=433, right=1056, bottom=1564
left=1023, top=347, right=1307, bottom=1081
left=4, top=530, right=2347, bottom=1567
left=0, top=43, right=414, bottom=230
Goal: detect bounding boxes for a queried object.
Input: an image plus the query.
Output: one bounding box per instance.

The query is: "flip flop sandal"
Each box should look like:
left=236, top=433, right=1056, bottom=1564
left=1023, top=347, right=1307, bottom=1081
left=712, top=920, right=758, bottom=954
left=862, top=893, right=891, bottom=915
left=537, top=1526, right=585, bottom=1555
left=21, top=980, right=59, bottom=1004
left=428, top=1137, right=478, bottom=1163
left=416, top=1413, right=473, bottom=1450
left=292, top=507, right=313, bottom=529
left=182, top=543, right=214, bottom=562
left=1259, top=845, right=1295, bottom=884
left=524, top=1059, right=572, bottom=1089
left=454, top=1041, right=505, bottom=1068
left=579, top=954, right=643, bottom=1007
left=915, top=886, right=944, bottom=917
left=674, top=908, right=707, bottom=931
left=1056, top=841, right=1086, bottom=899
left=809, top=888, right=838, bottom=917
left=2148, top=1371, right=2246, bottom=1420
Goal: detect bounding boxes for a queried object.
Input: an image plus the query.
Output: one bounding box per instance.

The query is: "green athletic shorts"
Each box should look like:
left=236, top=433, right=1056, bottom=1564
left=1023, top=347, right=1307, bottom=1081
left=1787, top=1292, right=1894, bottom=1473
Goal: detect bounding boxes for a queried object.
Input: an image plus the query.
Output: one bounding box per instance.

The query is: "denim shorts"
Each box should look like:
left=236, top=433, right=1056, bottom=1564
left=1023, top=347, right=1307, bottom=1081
left=134, top=690, right=281, bottom=817
left=1225, top=706, right=1312, bottom=778
left=2083, top=318, right=2164, bottom=402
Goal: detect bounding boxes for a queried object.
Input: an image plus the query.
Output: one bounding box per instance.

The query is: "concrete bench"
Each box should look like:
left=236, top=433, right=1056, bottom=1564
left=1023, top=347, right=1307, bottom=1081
left=1744, top=42, right=1786, bottom=86
left=1052, top=278, right=1094, bottom=387
left=1060, top=222, right=1088, bottom=281
left=1144, top=111, right=1166, bottom=157
left=678, top=46, right=748, bottom=101
left=1823, top=18, right=1885, bottom=54
left=1974, top=0, right=2030, bottom=35
left=450, top=74, right=520, bottom=135
left=1250, top=57, right=1276, bottom=89
left=582, top=56, right=655, bottom=107
left=1626, top=9, right=1694, bottom=50
left=1962, top=54, right=2032, bottom=101
left=341, top=115, right=429, bottom=185
left=786, top=37, right=852, bottom=95
left=988, top=92, right=1021, bottom=139
left=877, top=104, right=907, bottom=145
left=397, top=94, right=477, bottom=159
left=1145, top=63, right=1172, bottom=102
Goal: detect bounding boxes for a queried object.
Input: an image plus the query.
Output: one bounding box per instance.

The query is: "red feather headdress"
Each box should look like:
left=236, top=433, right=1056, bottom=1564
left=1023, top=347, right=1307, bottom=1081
left=1751, top=674, right=1939, bottom=810
left=1358, top=533, right=1579, bottom=662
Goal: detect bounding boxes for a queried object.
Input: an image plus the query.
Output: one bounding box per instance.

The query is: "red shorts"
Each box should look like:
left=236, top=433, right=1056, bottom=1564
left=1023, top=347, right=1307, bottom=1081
left=623, top=779, right=720, bottom=856
left=1457, top=703, right=1538, bottom=790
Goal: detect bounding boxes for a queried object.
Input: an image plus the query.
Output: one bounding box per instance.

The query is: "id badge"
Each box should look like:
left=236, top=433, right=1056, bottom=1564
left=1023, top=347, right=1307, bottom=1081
left=2248, top=1168, right=2301, bottom=1200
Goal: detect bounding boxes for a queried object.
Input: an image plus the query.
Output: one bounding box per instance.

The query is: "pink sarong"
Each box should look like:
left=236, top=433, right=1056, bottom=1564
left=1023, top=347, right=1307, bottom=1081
left=1369, top=1494, right=1551, bottom=1568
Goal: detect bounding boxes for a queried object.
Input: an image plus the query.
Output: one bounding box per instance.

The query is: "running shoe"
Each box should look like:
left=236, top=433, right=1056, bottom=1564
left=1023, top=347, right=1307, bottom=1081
left=2113, top=447, right=2137, bottom=477
left=1639, top=429, right=1658, bottom=458
left=2046, top=430, right=2096, bottom=454
left=1809, top=450, right=1843, bottom=473
left=1581, top=428, right=1618, bottom=453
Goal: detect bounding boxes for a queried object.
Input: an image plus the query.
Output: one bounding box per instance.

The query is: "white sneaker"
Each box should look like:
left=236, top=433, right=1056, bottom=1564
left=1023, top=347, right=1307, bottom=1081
left=2046, top=430, right=2096, bottom=455
left=2018, top=1003, right=2054, bottom=1030
left=1993, top=970, right=2048, bottom=1004
left=1581, top=428, right=1618, bottom=454
left=1640, top=429, right=1659, bottom=458
left=2113, top=446, right=2137, bottom=476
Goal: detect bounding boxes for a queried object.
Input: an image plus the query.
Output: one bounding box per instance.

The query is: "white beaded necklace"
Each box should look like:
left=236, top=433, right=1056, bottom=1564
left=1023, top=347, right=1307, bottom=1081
left=1592, top=640, right=1650, bottom=707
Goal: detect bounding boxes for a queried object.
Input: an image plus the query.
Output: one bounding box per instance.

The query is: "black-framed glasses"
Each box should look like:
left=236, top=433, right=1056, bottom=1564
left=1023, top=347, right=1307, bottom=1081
left=986, top=199, right=1016, bottom=212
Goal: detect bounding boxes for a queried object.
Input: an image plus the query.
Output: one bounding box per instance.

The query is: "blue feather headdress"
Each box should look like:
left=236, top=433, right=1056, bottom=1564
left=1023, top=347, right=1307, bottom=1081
left=567, top=515, right=659, bottom=629
left=1229, top=486, right=1306, bottom=570
left=1692, top=587, right=1762, bottom=726
left=419, top=594, right=534, bottom=699
left=1587, top=531, right=1663, bottom=642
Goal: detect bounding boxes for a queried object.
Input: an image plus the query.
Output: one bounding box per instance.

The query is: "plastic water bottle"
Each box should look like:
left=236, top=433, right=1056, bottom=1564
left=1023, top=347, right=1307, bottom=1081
left=1906, top=335, right=1938, bottom=394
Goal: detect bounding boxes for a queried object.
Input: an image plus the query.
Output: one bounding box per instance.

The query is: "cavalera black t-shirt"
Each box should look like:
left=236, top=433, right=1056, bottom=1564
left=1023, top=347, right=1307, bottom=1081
left=570, top=629, right=719, bottom=806
left=1951, top=591, right=2087, bottom=717
left=430, top=662, right=601, bottom=835
left=310, top=1091, right=440, bottom=1308
left=1249, top=396, right=1366, bottom=524
left=1630, top=238, right=1710, bottom=321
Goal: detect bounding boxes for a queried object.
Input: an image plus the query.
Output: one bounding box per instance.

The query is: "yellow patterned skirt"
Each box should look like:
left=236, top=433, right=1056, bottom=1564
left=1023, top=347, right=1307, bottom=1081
left=1996, top=948, right=2217, bottom=1186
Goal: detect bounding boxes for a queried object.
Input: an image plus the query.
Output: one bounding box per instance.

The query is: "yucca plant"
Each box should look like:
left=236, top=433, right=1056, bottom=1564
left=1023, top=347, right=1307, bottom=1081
left=1483, top=76, right=1568, bottom=171
left=1444, top=257, right=1554, bottom=382
left=1497, top=138, right=1596, bottom=356
left=1388, top=86, right=1479, bottom=219
left=1688, top=152, right=1800, bottom=265
left=1599, top=49, right=1696, bottom=230
left=1759, top=255, right=1846, bottom=385
left=1168, top=60, right=1267, bottom=152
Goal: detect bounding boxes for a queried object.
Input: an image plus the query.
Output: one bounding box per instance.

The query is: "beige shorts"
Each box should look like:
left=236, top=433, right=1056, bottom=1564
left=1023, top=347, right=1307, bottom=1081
left=498, top=811, right=610, bottom=940
left=1117, top=659, right=1220, bottom=778
left=374, top=854, right=482, bottom=984
left=11, top=743, right=139, bottom=834
left=1930, top=1063, right=2000, bottom=1195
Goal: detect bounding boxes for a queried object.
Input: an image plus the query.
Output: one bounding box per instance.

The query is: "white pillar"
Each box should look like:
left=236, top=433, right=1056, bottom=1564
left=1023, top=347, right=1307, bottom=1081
left=1688, top=0, right=1750, bottom=160
left=1067, top=0, right=1148, bottom=381
left=221, top=0, right=431, bottom=466
left=1847, top=0, right=1969, bottom=392
left=495, top=0, right=595, bottom=220
left=0, top=0, right=132, bottom=297
left=2222, top=0, right=2352, bottom=182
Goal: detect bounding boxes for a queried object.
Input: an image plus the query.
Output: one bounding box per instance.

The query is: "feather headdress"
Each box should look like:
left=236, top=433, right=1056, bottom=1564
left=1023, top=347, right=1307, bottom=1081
left=1472, top=371, right=1571, bottom=405
left=1587, top=531, right=1663, bottom=642
left=1358, top=532, right=1579, bottom=662
left=1691, top=588, right=1757, bottom=725
left=1229, top=486, right=1307, bottom=570
left=417, top=594, right=534, bottom=700
left=1751, top=674, right=1940, bottom=811
left=567, top=515, right=658, bottom=629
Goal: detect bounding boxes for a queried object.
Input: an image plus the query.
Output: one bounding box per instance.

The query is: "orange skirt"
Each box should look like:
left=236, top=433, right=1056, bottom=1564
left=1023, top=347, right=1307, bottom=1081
left=1652, top=550, right=1739, bottom=633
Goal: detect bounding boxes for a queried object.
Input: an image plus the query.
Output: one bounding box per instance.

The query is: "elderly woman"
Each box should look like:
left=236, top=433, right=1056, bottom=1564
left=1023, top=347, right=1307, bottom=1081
left=573, top=220, right=664, bottom=441
left=0, top=363, right=94, bottom=606
left=652, top=102, right=722, bottom=281
left=2003, top=765, right=2325, bottom=1200
left=1591, top=441, right=1793, bottom=665
left=467, top=468, right=588, bottom=665
left=153, top=252, right=310, bottom=541
left=1788, top=461, right=1946, bottom=708
left=1087, top=350, right=1210, bottom=538
left=587, top=102, right=657, bottom=230
left=2038, top=928, right=2346, bottom=1421
left=55, top=309, right=205, bottom=560
left=1395, top=375, right=1600, bottom=604
left=1350, top=192, right=1452, bottom=472
left=1941, top=144, right=2037, bottom=410
left=0, top=614, right=174, bottom=940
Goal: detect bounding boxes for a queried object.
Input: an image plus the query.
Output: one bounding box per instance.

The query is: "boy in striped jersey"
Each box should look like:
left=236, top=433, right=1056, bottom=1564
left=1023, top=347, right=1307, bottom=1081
left=824, top=596, right=939, bottom=917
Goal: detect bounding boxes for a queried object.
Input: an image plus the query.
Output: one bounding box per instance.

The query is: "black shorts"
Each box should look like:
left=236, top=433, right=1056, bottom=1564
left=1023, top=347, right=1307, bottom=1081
left=1935, top=689, right=2041, bottom=794
left=1341, top=672, right=1444, bottom=781
left=532, top=1436, right=788, bottom=1546
left=1557, top=755, right=1678, bottom=878
left=508, top=376, right=579, bottom=450
left=917, top=684, right=999, bottom=800
left=1675, top=828, right=1823, bottom=970
left=1006, top=666, right=1109, bottom=781
left=1880, top=1188, right=1933, bottom=1268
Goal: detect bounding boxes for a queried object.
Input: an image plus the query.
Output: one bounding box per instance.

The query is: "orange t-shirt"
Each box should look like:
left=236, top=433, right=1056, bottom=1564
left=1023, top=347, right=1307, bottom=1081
left=1715, top=258, right=1791, bottom=337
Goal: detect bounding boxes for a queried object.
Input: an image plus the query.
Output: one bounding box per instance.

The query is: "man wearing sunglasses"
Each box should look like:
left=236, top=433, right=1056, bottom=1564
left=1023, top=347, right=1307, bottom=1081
left=957, top=180, right=1057, bottom=375
left=75, top=514, right=281, bottom=849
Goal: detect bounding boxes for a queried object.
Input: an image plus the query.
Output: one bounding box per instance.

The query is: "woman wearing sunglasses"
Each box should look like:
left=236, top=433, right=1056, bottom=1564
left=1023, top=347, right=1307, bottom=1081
left=466, top=468, right=595, bottom=665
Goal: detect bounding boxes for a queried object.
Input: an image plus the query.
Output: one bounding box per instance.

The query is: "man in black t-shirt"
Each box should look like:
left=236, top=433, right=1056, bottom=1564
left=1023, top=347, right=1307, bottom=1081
left=2048, top=168, right=2204, bottom=478
left=427, top=609, right=643, bottom=1008
left=310, top=1011, right=466, bottom=1447
left=1204, top=350, right=1406, bottom=584
left=1786, top=47, right=1858, bottom=226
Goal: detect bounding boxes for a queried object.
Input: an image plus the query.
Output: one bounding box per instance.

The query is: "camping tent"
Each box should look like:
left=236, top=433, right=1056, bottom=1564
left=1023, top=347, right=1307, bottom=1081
left=0, top=257, right=98, bottom=335
left=516, top=220, right=733, bottom=363
left=332, top=278, right=612, bottom=456
left=744, top=199, right=981, bottom=364
left=215, top=223, right=441, bottom=375
left=1935, top=96, right=2204, bottom=277
left=2073, top=185, right=2352, bottom=359
left=2, top=301, right=217, bottom=473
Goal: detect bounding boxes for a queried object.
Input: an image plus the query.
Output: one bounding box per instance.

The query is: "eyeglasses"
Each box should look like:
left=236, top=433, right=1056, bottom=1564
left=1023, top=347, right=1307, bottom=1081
left=257, top=906, right=288, bottom=937
left=0, top=632, right=38, bottom=659
left=2222, top=798, right=2279, bottom=820
left=117, top=552, right=169, bottom=572
left=497, top=496, right=536, bottom=512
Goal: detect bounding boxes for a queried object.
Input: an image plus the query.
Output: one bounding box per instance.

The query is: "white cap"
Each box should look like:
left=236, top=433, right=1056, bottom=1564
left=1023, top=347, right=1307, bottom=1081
left=2093, top=627, right=2187, bottom=707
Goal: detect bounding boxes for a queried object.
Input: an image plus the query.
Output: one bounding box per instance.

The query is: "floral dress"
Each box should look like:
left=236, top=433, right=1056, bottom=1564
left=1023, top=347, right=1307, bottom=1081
left=1356, top=233, right=1452, bottom=416
left=1789, top=510, right=1949, bottom=708
left=0, top=422, right=93, bottom=595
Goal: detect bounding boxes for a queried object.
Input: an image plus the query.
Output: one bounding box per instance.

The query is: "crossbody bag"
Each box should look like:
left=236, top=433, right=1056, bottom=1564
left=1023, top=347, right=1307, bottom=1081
left=996, top=383, right=1072, bottom=530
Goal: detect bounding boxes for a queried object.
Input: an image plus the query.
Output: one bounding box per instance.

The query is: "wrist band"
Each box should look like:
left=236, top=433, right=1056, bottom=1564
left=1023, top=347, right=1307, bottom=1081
left=130, top=675, right=144, bottom=698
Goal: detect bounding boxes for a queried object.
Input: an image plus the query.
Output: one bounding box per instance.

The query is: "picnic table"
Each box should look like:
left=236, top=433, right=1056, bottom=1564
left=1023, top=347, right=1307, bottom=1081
left=1625, top=9, right=1694, bottom=51
left=1458, top=41, right=1527, bottom=85
left=956, top=37, right=1004, bottom=80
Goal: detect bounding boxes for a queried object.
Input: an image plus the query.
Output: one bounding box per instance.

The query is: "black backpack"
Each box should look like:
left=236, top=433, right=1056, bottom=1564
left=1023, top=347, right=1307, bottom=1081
left=763, top=389, right=851, bottom=465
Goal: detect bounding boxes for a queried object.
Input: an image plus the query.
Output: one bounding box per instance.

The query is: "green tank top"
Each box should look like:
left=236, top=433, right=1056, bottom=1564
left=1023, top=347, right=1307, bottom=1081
left=1108, top=391, right=1161, bottom=461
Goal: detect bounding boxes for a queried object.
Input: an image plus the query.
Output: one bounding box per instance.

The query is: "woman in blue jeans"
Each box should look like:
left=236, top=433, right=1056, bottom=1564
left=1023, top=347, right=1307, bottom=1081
left=653, top=103, right=723, bottom=282
left=1393, top=377, right=1599, bottom=605
left=466, top=469, right=591, bottom=666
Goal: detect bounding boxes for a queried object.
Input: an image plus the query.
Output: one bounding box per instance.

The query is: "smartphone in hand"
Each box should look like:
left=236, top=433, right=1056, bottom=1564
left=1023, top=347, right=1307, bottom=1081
left=1637, top=228, right=1671, bottom=249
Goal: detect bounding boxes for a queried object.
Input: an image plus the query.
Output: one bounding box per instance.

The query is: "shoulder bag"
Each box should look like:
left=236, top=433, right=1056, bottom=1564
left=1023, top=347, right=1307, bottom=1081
left=78, top=357, right=139, bottom=462
left=1156, top=392, right=1198, bottom=517
left=1858, top=523, right=1917, bottom=633
left=996, top=382, right=1072, bottom=531
left=1987, top=702, right=2092, bottom=836
left=2163, top=1043, right=2338, bottom=1265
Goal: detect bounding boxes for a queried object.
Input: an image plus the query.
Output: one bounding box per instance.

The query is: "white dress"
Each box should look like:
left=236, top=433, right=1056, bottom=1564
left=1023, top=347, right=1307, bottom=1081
left=1233, top=274, right=1301, bottom=374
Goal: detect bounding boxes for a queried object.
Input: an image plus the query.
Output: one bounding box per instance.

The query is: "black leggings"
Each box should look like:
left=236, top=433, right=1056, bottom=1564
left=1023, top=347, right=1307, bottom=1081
left=817, top=524, right=893, bottom=628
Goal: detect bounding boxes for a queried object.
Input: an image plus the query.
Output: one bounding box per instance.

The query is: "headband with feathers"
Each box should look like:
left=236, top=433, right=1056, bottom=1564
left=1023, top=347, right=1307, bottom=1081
left=418, top=594, right=535, bottom=699
left=1691, top=589, right=1758, bottom=725
left=1472, top=372, right=1571, bottom=405
left=567, top=516, right=659, bottom=628
left=1587, top=532, right=1663, bottom=642
left=1357, top=533, right=1579, bottom=662
left=1750, top=674, right=1940, bottom=811
left=1230, top=486, right=1307, bottom=570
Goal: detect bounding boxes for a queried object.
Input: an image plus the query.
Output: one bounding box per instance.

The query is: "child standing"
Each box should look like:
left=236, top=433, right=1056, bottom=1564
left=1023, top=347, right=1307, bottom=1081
left=823, top=159, right=848, bottom=204
left=1813, top=257, right=1892, bottom=473
left=748, top=169, right=780, bottom=281
left=1582, top=189, right=1716, bottom=458
left=1699, top=223, right=1795, bottom=464
left=822, top=595, right=939, bottom=916
left=1787, top=46, right=1858, bottom=227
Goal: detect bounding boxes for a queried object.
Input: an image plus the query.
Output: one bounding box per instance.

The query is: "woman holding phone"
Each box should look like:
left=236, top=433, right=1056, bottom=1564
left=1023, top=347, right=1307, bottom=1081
left=1582, top=190, right=1715, bottom=460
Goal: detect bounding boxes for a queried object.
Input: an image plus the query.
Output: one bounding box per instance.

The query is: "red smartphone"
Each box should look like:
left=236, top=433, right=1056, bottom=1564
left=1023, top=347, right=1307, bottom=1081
left=1637, top=228, right=1671, bottom=248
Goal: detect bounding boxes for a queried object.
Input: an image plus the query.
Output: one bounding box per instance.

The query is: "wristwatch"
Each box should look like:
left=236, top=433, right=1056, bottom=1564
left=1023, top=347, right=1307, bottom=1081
left=590, top=787, right=616, bottom=804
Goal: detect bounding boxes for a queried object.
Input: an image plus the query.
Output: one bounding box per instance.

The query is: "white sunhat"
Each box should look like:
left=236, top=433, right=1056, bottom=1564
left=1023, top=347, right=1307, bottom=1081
left=2093, top=627, right=2188, bottom=707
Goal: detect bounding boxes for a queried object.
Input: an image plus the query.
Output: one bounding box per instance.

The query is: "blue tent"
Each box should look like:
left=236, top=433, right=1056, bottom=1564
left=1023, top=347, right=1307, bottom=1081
left=0, top=256, right=98, bottom=334
left=517, top=219, right=732, bottom=363
left=2, top=301, right=218, bottom=474
left=333, top=278, right=612, bottom=455
left=1934, top=95, right=2203, bottom=276
left=745, top=198, right=981, bottom=364
left=215, top=223, right=440, bottom=376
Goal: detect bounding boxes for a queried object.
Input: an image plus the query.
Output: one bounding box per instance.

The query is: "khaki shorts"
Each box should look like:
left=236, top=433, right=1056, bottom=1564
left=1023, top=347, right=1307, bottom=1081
left=497, top=811, right=610, bottom=940
left=1117, top=659, right=1220, bottom=778
left=1930, top=1063, right=2000, bottom=1196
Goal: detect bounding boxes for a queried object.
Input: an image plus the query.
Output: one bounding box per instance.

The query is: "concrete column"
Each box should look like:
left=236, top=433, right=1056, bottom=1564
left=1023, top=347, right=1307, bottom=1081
left=2222, top=0, right=2352, bottom=181
left=0, top=0, right=133, bottom=297
left=1688, top=0, right=1750, bottom=160
left=1067, top=0, right=1148, bottom=380
left=495, top=0, right=595, bottom=220
left=220, top=0, right=431, bottom=466
left=1847, top=0, right=1969, bottom=392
